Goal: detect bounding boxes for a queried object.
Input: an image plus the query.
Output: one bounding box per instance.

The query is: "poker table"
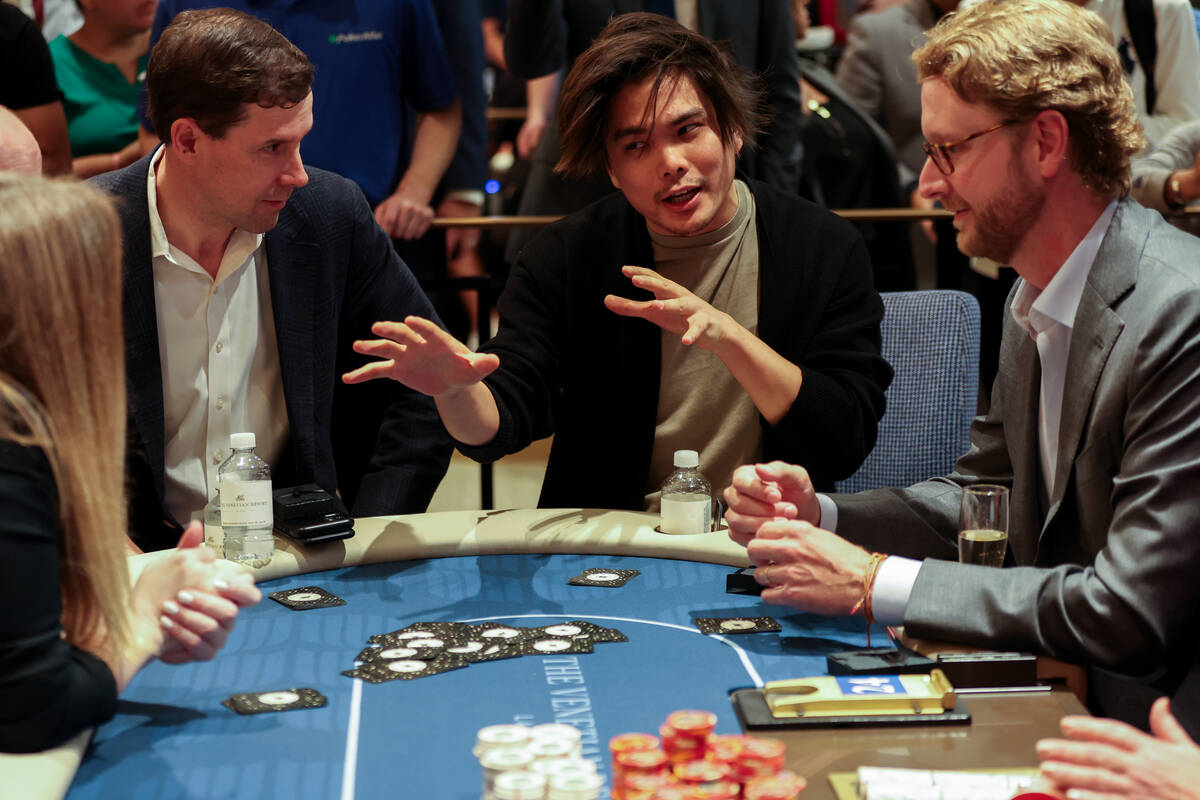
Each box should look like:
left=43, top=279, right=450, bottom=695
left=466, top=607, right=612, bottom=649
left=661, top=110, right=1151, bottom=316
left=12, top=509, right=1084, bottom=799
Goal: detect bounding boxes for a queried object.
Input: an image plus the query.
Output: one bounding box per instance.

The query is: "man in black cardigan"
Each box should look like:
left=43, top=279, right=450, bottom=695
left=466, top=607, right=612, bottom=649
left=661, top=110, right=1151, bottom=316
left=346, top=13, right=890, bottom=511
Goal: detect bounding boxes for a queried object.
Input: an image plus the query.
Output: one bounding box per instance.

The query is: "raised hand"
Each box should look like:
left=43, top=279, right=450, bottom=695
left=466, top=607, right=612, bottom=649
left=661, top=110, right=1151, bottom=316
left=342, top=315, right=500, bottom=396
left=604, top=265, right=736, bottom=349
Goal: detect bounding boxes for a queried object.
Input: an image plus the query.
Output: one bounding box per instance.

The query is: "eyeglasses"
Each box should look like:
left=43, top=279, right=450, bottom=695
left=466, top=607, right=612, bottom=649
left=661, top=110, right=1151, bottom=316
left=922, top=119, right=1021, bottom=176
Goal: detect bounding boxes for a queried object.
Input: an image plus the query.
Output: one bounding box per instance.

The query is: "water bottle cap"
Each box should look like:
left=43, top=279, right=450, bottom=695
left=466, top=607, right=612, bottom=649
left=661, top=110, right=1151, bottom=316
left=229, top=432, right=256, bottom=449
left=673, top=449, right=699, bottom=468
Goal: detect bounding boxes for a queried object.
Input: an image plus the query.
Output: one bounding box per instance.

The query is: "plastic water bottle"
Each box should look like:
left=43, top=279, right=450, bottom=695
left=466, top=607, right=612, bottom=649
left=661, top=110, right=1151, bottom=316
left=659, top=449, right=713, bottom=534
left=219, top=432, right=274, bottom=567
left=202, top=490, right=222, bottom=554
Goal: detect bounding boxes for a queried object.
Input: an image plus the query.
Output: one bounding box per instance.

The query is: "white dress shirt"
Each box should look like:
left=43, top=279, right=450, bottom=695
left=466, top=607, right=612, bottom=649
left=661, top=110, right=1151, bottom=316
left=820, top=201, right=1118, bottom=625
left=147, top=148, right=290, bottom=525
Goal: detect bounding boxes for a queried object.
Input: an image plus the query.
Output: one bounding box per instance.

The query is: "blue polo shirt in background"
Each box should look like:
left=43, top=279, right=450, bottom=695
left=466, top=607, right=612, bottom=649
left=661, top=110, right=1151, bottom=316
left=142, top=0, right=458, bottom=208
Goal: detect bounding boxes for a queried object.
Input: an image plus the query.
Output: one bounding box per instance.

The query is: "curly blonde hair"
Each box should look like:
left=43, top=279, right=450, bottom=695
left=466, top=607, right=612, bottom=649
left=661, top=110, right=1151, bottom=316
left=914, top=0, right=1145, bottom=198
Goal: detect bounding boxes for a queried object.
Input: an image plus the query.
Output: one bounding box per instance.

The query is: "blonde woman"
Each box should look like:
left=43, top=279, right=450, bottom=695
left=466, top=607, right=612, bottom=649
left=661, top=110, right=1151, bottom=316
left=0, top=173, right=260, bottom=753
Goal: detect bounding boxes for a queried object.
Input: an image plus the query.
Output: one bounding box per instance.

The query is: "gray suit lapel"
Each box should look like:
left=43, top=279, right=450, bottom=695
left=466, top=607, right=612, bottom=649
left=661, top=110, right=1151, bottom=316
left=1041, top=200, right=1138, bottom=537
left=265, top=209, right=320, bottom=477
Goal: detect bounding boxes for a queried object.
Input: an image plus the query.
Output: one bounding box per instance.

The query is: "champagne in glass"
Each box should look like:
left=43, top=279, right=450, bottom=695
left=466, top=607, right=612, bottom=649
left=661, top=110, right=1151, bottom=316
left=958, top=484, right=1009, bottom=567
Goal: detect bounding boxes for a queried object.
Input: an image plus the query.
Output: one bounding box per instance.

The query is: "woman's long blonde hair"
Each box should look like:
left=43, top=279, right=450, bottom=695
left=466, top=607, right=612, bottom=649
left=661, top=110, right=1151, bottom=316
left=0, top=173, right=130, bottom=653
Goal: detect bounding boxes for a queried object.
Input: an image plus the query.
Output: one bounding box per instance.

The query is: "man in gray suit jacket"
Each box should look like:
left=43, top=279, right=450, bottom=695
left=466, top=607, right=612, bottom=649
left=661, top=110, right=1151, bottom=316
left=725, top=0, right=1200, bottom=733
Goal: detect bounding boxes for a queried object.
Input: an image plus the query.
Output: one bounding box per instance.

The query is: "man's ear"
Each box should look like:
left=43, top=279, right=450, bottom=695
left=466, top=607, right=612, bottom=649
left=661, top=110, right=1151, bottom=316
left=169, top=118, right=203, bottom=161
left=1030, top=109, right=1070, bottom=180
left=607, top=161, right=622, bottom=191
left=732, top=130, right=744, bottom=157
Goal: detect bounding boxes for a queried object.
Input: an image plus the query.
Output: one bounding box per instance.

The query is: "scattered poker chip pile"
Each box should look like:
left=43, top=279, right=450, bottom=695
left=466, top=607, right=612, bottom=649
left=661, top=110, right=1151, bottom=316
left=340, top=620, right=627, bottom=684
left=610, top=710, right=806, bottom=800
left=475, top=723, right=604, bottom=800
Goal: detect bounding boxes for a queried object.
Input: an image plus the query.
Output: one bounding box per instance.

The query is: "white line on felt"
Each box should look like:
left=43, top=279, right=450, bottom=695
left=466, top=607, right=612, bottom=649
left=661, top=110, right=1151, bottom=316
left=341, top=670, right=363, bottom=800
left=461, top=613, right=764, bottom=688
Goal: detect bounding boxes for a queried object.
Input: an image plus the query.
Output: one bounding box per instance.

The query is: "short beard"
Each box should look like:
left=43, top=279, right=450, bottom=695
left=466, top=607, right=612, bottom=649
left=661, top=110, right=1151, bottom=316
left=959, top=156, right=1045, bottom=265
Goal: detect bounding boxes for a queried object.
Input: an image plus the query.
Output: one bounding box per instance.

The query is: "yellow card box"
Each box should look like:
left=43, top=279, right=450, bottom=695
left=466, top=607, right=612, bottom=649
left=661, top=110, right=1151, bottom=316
left=763, top=669, right=956, bottom=718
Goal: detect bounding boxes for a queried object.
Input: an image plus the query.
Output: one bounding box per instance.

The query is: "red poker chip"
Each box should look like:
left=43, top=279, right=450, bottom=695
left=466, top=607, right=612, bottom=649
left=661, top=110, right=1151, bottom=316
left=648, top=787, right=691, bottom=800
left=739, top=737, right=786, bottom=760
left=744, top=770, right=807, bottom=800
left=617, top=748, right=669, bottom=773
left=666, top=710, right=718, bottom=736
left=673, top=760, right=731, bottom=783
left=611, top=733, right=661, bottom=753
left=624, top=772, right=672, bottom=790
left=686, top=781, right=740, bottom=800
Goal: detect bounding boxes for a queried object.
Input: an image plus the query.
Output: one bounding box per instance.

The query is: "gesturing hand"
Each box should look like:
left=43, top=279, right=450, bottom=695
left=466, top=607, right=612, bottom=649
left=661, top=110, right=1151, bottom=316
left=604, top=265, right=738, bottom=350
left=342, top=315, right=500, bottom=397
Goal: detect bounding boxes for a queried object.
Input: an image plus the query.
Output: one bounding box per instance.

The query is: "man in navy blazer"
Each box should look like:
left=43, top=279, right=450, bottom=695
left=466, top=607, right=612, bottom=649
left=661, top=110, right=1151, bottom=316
left=93, top=8, right=451, bottom=551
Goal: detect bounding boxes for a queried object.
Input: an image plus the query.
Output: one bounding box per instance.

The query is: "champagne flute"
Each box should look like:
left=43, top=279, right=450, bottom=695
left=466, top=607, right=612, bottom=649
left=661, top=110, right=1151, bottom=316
left=958, top=484, right=1009, bottom=567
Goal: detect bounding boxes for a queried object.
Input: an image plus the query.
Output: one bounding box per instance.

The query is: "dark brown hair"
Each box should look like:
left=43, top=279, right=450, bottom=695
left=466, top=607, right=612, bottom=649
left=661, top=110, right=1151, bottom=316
left=147, top=7, right=315, bottom=143
left=555, top=12, right=764, bottom=178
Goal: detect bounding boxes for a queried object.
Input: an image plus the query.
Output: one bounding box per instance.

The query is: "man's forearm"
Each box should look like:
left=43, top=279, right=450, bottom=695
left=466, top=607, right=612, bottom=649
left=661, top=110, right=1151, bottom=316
left=435, top=382, right=501, bottom=447
left=395, top=102, right=462, bottom=204
left=711, top=323, right=803, bottom=425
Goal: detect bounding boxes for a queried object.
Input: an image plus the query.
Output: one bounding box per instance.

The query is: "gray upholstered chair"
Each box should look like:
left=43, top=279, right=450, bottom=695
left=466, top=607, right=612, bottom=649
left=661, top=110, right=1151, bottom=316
left=835, top=290, right=981, bottom=493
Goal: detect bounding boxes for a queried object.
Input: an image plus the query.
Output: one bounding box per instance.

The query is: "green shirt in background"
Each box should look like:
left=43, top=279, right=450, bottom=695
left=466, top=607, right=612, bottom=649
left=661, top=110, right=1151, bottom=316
left=47, top=36, right=146, bottom=158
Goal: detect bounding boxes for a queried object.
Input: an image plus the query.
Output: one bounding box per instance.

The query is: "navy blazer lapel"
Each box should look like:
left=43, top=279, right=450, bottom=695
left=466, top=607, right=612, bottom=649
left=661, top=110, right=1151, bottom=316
left=265, top=206, right=321, bottom=478
left=1042, top=200, right=1136, bottom=533
left=116, top=157, right=169, bottom=498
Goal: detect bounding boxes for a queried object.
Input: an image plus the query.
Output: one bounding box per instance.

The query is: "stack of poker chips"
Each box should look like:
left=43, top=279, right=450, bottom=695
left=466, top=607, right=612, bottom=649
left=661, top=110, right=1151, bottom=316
left=609, top=710, right=805, bottom=800
left=475, top=723, right=604, bottom=800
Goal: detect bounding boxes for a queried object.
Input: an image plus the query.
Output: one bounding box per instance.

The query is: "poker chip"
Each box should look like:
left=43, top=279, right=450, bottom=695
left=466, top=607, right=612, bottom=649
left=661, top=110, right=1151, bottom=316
left=480, top=747, right=536, bottom=772
left=610, top=733, right=660, bottom=754
left=529, top=759, right=597, bottom=778
left=682, top=780, right=740, bottom=799
left=531, top=723, right=584, bottom=747
left=623, top=772, right=673, bottom=798
left=476, top=724, right=533, bottom=756
left=666, top=710, right=718, bottom=736
left=547, top=772, right=604, bottom=800
left=738, top=737, right=785, bottom=761
left=706, top=736, right=743, bottom=764
left=743, top=770, right=806, bottom=800
left=527, top=738, right=575, bottom=761
left=673, top=760, right=731, bottom=784
left=493, top=770, right=548, bottom=800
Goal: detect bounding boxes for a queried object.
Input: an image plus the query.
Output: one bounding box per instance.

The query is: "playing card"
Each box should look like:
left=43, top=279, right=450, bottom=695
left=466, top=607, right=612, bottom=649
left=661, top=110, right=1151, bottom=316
left=694, top=616, right=782, bottom=635
left=341, top=667, right=392, bottom=684
left=568, top=567, right=640, bottom=587
left=519, top=636, right=594, bottom=656
left=359, top=655, right=468, bottom=681
left=468, top=641, right=524, bottom=662
left=268, top=586, right=347, bottom=610
left=226, top=688, right=327, bottom=714
left=473, top=623, right=531, bottom=641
